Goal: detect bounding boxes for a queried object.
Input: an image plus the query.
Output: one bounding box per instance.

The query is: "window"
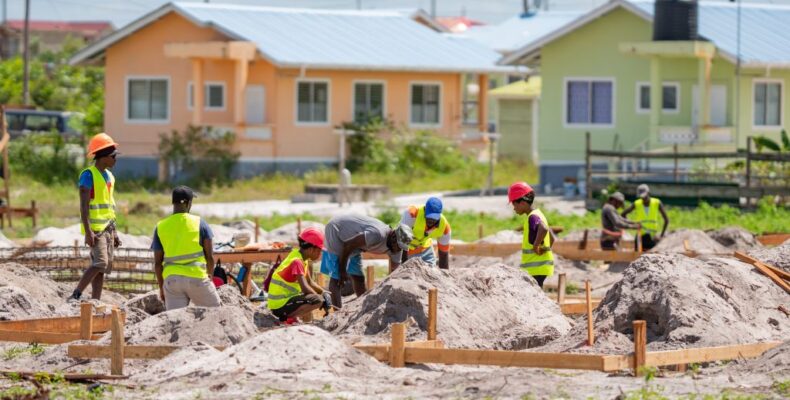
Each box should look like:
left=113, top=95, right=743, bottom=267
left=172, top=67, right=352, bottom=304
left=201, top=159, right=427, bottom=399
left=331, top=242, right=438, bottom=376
left=188, top=82, right=225, bottom=110
left=411, top=83, right=441, bottom=125
left=637, top=83, right=679, bottom=113
left=297, top=81, right=329, bottom=124
left=353, top=82, right=384, bottom=122
left=127, top=78, right=168, bottom=121
left=754, top=81, right=782, bottom=127
left=566, top=79, right=613, bottom=125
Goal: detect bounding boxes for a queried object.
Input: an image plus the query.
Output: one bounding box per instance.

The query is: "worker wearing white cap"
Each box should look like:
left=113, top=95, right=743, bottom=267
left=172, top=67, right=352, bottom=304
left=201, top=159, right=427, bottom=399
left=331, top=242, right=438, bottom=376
left=600, top=192, right=641, bottom=250
left=621, top=184, right=669, bottom=250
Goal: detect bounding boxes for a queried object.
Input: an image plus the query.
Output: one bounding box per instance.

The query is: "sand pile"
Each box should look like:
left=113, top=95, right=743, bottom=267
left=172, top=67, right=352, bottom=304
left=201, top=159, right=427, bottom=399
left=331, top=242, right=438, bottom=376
left=125, top=290, right=166, bottom=315
left=725, top=341, right=790, bottom=376
left=32, top=224, right=152, bottom=248
left=707, top=227, right=762, bottom=251
left=321, top=259, right=571, bottom=350
left=649, top=229, right=729, bottom=254
left=0, top=230, right=16, bottom=248
left=265, top=220, right=325, bottom=243
left=476, top=230, right=521, bottom=243
left=564, top=229, right=634, bottom=242
left=748, top=242, right=790, bottom=271
left=541, top=254, right=790, bottom=353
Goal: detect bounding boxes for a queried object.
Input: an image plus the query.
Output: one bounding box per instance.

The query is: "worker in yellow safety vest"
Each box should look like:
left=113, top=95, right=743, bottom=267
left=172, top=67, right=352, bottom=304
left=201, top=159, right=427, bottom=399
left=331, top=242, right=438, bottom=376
left=153, top=186, right=221, bottom=311
left=399, top=197, right=451, bottom=269
left=622, top=184, right=669, bottom=251
left=508, top=182, right=557, bottom=288
left=267, top=228, right=330, bottom=323
left=70, top=133, right=121, bottom=301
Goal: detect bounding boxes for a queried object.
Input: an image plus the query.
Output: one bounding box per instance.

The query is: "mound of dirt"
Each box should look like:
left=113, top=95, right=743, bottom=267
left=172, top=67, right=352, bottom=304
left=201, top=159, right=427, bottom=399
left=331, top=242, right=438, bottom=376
left=476, top=230, right=521, bottom=243
left=32, top=224, right=152, bottom=248
left=125, top=290, right=165, bottom=315
left=540, top=254, right=790, bottom=353
left=0, top=230, right=16, bottom=248
left=321, top=259, right=571, bottom=350
left=649, top=229, right=729, bottom=254
left=725, top=341, right=790, bottom=376
left=707, top=227, right=761, bottom=251
left=117, top=306, right=258, bottom=346
left=748, top=242, right=790, bottom=272
left=265, top=221, right=325, bottom=243
left=563, top=229, right=634, bottom=242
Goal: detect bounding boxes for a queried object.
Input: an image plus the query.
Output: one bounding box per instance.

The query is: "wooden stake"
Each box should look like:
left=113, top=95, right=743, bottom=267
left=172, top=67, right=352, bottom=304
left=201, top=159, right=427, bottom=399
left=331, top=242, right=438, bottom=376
left=254, top=218, right=260, bottom=243
left=683, top=240, right=691, bottom=252
left=366, top=265, right=375, bottom=291
left=557, top=273, right=567, bottom=305
left=427, top=288, right=437, bottom=341
left=79, top=303, right=93, bottom=340
left=477, top=223, right=483, bottom=241
left=586, top=280, right=594, bottom=346
left=633, top=320, right=647, bottom=377
left=73, top=239, right=79, bottom=256
left=578, top=229, right=588, bottom=250
left=110, top=309, right=124, bottom=376
left=734, top=251, right=790, bottom=293
left=242, top=262, right=253, bottom=297
left=637, top=228, right=643, bottom=253
left=390, top=323, right=406, bottom=368
left=297, top=217, right=302, bottom=236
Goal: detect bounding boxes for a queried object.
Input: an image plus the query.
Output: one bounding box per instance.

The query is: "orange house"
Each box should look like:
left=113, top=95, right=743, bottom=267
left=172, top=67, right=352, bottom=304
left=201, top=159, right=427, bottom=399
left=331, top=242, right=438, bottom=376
left=70, top=2, right=515, bottom=177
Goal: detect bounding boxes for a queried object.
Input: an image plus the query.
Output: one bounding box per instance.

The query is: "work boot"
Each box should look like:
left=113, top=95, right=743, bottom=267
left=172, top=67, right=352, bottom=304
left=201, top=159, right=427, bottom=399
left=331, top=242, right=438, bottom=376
left=68, top=290, right=82, bottom=301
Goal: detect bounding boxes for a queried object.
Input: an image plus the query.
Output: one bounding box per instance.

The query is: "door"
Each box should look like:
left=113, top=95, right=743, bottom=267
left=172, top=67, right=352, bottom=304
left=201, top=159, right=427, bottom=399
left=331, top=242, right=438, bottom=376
left=692, top=84, right=727, bottom=126
left=245, top=85, right=265, bottom=125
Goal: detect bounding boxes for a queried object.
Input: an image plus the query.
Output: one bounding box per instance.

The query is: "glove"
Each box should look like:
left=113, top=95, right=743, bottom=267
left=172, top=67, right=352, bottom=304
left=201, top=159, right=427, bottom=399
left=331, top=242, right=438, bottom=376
left=321, top=291, right=333, bottom=316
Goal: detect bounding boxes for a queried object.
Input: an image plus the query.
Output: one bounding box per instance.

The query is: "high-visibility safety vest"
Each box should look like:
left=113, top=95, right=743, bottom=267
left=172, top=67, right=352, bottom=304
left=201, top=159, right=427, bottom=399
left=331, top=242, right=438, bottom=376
left=632, top=197, right=661, bottom=234
left=157, top=213, right=208, bottom=280
left=80, top=166, right=116, bottom=234
left=520, top=209, right=554, bottom=277
left=409, top=206, right=449, bottom=252
left=267, top=248, right=305, bottom=310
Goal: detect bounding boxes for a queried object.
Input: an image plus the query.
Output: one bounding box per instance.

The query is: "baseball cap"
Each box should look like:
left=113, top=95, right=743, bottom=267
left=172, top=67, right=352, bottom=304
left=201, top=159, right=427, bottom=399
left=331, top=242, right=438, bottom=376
left=636, top=184, right=650, bottom=198
left=424, top=197, right=443, bottom=220
left=172, top=185, right=197, bottom=204
left=393, top=224, right=414, bottom=251
left=609, top=192, right=625, bottom=202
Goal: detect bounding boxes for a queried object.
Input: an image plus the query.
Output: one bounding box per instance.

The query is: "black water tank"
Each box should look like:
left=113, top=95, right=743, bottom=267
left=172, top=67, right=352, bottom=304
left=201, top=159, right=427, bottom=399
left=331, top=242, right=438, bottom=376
left=653, top=0, right=699, bottom=41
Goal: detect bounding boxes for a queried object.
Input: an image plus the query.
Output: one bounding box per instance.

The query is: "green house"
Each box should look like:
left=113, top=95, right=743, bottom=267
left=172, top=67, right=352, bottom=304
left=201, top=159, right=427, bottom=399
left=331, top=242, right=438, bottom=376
left=501, top=0, right=790, bottom=189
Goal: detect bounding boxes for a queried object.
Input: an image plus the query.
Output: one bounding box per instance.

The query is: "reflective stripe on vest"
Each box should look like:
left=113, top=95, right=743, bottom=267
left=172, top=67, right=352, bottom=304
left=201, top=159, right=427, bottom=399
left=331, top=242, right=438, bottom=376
left=267, top=248, right=305, bottom=310
left=409, top=206, right=449, bottom=251
left=520, top=208, right=554, bottom=277
left=632, top=197, right=661, bottom=234
left=157, top=213, right=208, bottom=280
left=80, top=166, right=116, bottom=234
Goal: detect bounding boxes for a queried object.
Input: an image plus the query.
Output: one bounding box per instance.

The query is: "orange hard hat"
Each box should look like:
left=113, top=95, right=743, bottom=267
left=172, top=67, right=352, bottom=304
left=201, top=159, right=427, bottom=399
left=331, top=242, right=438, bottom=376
left=507, top=182, right=534, bottom=203
left=299, top=227, right=325, bottom=249
left=87, top=133, right=118, bottom=156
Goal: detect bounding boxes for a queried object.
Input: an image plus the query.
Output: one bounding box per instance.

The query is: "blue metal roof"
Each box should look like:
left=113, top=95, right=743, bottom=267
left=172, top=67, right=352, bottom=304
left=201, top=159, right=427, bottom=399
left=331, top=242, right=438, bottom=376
left=172, top=2, right=512, bottom=72
left=462, top=10, right=585, bottom=54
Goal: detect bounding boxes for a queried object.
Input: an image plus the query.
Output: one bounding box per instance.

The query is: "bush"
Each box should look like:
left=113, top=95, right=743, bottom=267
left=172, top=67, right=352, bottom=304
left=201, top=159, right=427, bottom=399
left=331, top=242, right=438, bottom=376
left=9, top=132, right=83, bottom=184
left=158, top=125, right=240, bottom=189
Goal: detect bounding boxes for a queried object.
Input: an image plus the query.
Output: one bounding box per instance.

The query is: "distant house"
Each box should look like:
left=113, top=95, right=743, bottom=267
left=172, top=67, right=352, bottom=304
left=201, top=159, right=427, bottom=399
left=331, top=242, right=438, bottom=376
left=0, top=20, right=113, bottom=58
left=69, top=2, right=512, bottom=178
left=500, top=0, right=790, bottom=189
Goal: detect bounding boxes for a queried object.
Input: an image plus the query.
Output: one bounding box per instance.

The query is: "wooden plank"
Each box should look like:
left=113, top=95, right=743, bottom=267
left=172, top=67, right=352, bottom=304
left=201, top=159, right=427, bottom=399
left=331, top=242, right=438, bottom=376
left=634, top=320, right=647, bottom=377
left=557, top=273, right=566, bottom=305
left=733, top=251, right=790, bottom=294
left=366, top=265, right=375, bottom=291
left=390, top=323, right=406, bottom=368
left=0, top=330, right=101, bottom=344
left=644, top=341, right=781, bottom=367
left=0, top=313, right=121, bottom=334
left=449, top=243, right=521, bottom=258
left=354, top=340, right=445, bottom=362
left=733, top=251, right=790, bottom=281
left=560, top=300, right=602, bottom=315
left=402, top=347, right=610, bottom=371
left=68, top=344, right=229, bottom=360
left=110, top=309, right=124, bottom=376
left=756, top=233, right=790, bottom=247
left=242, top=262, right=253, bottom=298
left=214, top=249, right=290, bottom=264
left=0, top=370, right=128, bottom=381
left=427, top=288, right=438, bottom=341
left=601, top=355, right=633, bottom=372
left=586, top=281, right=594, bottom=346
left=80, top=303, right=92, bottom=340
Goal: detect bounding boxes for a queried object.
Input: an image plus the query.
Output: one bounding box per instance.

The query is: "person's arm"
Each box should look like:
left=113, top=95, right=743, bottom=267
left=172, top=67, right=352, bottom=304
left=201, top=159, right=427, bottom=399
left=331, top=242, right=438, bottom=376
left=658, top=202, right=669, bottom=238
left=154, top=250, right=165, bottom=301
left=297, top=274, right=317, bottom=295
left=388, top=257, right=401, bottom=274
left=547, top=225, right=559, bottom=248
left=621, top=204, right=635, bottom=218
left=533, top=219, right=550, bottom=255
left=79, top=187, right=95, bottom=246
left=202, top=238, right=214, bottom=278
left=437, top=223, right=451, bottom=270
left=338, top=234, right=366, bottom=283
left=607, top=206, right=640, bottom=230
left=305, top=263, right=324, bottom=294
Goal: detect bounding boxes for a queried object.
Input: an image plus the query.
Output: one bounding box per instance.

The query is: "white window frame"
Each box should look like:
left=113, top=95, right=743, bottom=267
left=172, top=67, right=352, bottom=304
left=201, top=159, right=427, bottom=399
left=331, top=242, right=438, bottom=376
left=751, top=78, right=784, bottom=130
left=294, top=78, right=331, bottom=126
left=187, top=81, right=227, bottom=111
left=409, top=81, right=443, bottom=128
left=635, top=81, right=680, bottom=114
left=124, top=75, right=170, bottom=124
left=562, top=77, right=616, bottom=129
left=351, top=80, right=387, bottom=122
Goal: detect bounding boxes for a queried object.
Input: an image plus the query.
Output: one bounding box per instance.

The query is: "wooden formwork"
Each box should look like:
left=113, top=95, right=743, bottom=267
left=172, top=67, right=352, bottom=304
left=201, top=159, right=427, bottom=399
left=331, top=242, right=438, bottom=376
left=0, top=303, right=124, bottom=344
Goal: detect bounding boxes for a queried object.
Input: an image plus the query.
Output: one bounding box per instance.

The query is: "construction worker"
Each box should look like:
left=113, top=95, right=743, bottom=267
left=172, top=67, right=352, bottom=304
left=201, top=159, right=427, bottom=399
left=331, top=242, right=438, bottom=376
left=153, top=186, right=221, bottom=311
left=267, top=228, right=330, bottom=323
left=622, top=184, right=669, bottom=251
left=320, top=214, right=414, bottom=308
left=508, top=182, right=557, bottom=288
left=600, top=192, right=641, bottom=250
left=399, top=197, right=451, bottom=269
left=70, top=133, right=121, bottom=301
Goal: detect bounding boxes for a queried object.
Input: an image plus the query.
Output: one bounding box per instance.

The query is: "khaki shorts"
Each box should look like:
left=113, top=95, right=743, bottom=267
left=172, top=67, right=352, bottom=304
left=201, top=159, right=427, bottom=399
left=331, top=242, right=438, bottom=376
left=163, top=275, right=221, bottom=311
left=89, top=230, right=114, bottom=274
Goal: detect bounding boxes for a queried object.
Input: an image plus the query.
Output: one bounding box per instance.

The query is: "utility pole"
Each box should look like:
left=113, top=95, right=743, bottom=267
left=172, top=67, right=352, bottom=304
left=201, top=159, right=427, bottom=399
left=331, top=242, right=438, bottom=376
left=23, top=0, right=30, bottom=105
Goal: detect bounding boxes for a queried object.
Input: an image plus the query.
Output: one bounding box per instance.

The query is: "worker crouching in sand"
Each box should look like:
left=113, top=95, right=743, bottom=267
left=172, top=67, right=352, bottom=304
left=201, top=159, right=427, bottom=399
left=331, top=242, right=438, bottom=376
left=153, top=186, right=221, bottom=311
left=399, top=197, right=451, bottom=269
left=266, top=228, right=330, bottom=324
left=508, top=182, right=557, bottom=288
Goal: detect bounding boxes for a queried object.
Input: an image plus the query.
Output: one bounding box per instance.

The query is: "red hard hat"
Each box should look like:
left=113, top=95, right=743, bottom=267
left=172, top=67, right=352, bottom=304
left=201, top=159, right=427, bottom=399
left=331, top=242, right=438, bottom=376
left=299, top=227, right=325, bottom=249
left=508, top=182, right=534, bottom=203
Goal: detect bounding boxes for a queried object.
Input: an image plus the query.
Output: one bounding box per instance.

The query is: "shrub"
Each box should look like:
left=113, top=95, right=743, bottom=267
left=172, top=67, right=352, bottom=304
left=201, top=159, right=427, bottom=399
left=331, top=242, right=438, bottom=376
left=9, top=132, right=83, bottom=184
left=158, top=125, right=240, bottom=189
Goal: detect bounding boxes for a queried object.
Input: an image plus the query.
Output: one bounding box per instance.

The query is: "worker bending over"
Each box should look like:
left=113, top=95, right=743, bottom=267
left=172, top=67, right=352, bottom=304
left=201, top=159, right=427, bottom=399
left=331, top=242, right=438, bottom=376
left=508, top=182, right=556, bottom=288
left=399, top=197, right=451, bottom=269
left=320, top=214, right=414, bottom=308
left=267, top=228, right=329, bottom=323
left=600, top=192, right=641, bottom=250
left=622, top=184, right=669, bottom=251
left=153, top=186, right=220, bottom=311
left=71, top=133, right=121, bottom=301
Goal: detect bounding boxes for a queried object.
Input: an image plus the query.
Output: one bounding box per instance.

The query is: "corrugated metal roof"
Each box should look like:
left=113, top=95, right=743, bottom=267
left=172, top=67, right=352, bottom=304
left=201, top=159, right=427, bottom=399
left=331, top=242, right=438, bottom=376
left=462, top=11, right=584, bottom=54
left=171, top=2, right=513, bottom=73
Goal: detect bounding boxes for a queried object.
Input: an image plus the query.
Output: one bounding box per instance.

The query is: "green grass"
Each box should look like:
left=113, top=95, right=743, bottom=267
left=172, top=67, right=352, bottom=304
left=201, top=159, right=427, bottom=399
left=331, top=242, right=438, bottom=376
left=2, top=344, right=45, bottom=360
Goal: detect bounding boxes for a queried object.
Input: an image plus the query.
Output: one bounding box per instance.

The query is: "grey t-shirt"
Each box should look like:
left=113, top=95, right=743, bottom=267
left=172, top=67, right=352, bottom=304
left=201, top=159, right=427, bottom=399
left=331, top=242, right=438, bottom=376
left=601, top=203, right=639, bottom=239
left=325, top=214, right=399, bottom=263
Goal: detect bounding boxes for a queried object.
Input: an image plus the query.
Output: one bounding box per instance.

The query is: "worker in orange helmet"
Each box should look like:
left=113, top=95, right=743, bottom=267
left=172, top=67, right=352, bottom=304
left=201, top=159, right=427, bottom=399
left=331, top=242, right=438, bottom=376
left=70, top=133, right=121, bottom=301
left=508, top=182, right=557, bottom=288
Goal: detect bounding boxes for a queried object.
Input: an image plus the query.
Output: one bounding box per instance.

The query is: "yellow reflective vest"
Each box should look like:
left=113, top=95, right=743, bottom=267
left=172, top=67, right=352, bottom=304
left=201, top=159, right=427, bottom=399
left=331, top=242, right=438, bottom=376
left=409, top=205, right=449, bottom=251
left=157, top=213, right=208, bottom=280
left=520, top=209, right=554, bottom=277
left=80, top=166, right=116, bottom=234
left=632, top=197, right=661, bottom=234
left=267, top=248, right=305, bottom=310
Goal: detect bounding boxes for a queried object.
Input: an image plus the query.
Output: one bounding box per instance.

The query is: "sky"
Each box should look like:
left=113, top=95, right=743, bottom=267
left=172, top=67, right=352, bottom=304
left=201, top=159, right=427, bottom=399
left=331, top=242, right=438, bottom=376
left=3, top=0, right=790, bottom=28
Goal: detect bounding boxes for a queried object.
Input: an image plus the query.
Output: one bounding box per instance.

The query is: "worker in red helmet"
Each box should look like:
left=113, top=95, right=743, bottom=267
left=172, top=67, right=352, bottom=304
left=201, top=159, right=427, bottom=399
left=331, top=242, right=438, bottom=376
left=508, top=182, right=557, bottom=288
left=266, top=228, right=329, bottom=323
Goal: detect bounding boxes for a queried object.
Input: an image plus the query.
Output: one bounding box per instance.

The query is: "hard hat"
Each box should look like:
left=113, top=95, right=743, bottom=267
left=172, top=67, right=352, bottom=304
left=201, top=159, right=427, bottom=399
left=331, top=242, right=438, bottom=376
left=87, top=133, right=118, bottom=156
left=425, top=197, right=443, bottom=220
left=393, top=224, right=414, bottom=251
left=507, top=182, right=534, bottom=203
left=299, top=227, right=325, bottom=249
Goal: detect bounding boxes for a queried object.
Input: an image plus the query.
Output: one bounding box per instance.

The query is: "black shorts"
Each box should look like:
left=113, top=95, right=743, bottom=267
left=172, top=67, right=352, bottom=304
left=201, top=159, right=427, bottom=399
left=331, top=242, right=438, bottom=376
left=271, top=293, right=323, bottom=320
left=600, top=239, right=617, bottom=250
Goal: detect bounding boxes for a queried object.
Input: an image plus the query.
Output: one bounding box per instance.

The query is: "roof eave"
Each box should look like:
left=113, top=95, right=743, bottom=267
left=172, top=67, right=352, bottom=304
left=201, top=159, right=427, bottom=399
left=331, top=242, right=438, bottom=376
left=279, top=62, right=525, bottom=74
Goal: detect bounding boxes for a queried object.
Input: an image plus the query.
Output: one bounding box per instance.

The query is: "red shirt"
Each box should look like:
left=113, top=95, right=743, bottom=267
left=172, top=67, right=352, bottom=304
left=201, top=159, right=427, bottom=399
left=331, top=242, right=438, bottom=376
left=277, top=259, right=305, bottom=283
